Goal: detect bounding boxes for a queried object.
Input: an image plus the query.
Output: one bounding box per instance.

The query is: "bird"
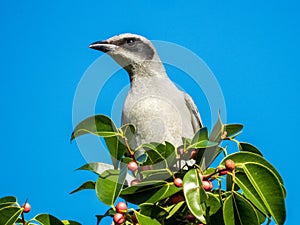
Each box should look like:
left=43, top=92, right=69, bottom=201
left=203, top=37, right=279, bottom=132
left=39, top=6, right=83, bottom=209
left=89, top=33, right=203, bottom=161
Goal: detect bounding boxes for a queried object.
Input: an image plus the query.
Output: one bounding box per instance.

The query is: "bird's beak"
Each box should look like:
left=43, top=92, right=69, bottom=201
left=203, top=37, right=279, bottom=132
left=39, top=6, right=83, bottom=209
left=89, top=40, right=116, bottom=53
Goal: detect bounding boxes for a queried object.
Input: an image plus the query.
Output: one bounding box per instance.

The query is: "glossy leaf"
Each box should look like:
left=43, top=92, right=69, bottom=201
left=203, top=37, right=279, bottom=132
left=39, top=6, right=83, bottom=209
left=224, top=124, right=243, bottom=138
left=209, top=115, right=224, bottom=142
left=104, top=135, right=128, bottom=169
left=191, top=127, right=209, bottom=144
left=165, top=201, right=185, bottom=219
left=234, top=172, right=269, bottom=216
left=34, top=214, right=64, bottom=225
left=96, top=208, right=115, bottom=225
left=121, top=180, right=167, bottom=205
left=0, top=196, right=17, bottom=209
left=242, top=163, right=286, bottom=224
left=200, top=146, right=224, bottom=170
left=76, top=162, right=113, bottom=175
left=206, top=193, right=221, bottom=216
left=134, top=210, right=161, bottom=225
left=140, top=203, right=168, bottom=220
left=223, top=192, right=260, bottom=225
left=183, top=169, right=207, bottom=222
left=71, top=115, right=118, bottom=140
left=119, top=123, right=135, bottom=142
left=0, top=196, right=16, bottom=205
left=0, top=206, right=23, bottom=225
left=238, top=142, right=263, bottom=156
left=220, top=152, right=284, bottom=184
left=61, top=220, right=81, bottom=225
left=70, top=181, right=95, bottom=194
left=95, top=167, right=127, bottom=206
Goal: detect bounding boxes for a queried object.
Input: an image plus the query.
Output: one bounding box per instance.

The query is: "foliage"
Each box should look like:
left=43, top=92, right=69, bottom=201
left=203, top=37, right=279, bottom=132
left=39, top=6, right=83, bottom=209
left=69, top=114, right=286, bottom=225
left=0, top=196, right=80, bottom=225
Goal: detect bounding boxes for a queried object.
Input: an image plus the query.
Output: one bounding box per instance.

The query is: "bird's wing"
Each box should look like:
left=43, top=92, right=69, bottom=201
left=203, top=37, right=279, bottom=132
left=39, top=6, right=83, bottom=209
left=184, top=93, right=203, bottom=131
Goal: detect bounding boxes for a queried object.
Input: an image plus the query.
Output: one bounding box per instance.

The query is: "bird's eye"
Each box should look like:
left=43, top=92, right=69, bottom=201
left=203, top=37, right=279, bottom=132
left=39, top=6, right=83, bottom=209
left=126, top=38, right=136, bottom=47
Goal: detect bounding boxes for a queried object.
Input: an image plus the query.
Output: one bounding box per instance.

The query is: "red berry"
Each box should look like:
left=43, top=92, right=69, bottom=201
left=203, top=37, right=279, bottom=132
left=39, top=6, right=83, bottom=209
left=130, top=179, right=141, bottom=186
left=22, top=202, right=31, bottom=213
left=174, top=178, right=183, bottom=187
left=191, top=150, right=198, bottom=160
left=225, top=159, right=236, bottom=171
left=218, top=166, right=228, bottom=175
left=171, top=194, right=184, bottom=204
left=186, top=214, right=196, bottom=222
left=128, top=161, right=138, bottom=172
left=114, top=213, right=125, bottom=224
left=202, top=180, right=213, bottom=191
left=116, top=202, right=127, bottom=213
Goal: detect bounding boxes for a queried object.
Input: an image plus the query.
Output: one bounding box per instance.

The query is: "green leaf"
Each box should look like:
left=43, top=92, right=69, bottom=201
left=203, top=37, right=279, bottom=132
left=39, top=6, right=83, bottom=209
left=0, top=196, right=17, bottom=209
left=165, top=201, right=185, bottom=219
left=71, top=115, right=118, bottom=141
left=242, top=163, right=286, bottom=224
left=61, top=220, right=81, bottom=225
left=224, top=124, right=243, bottom=138
left=234, top=172, right=269, bottom=216
left=223, top=192, right=260, bottom=225
left=0, top=196, right=17, bottom=205
left=0, top=206, right=23, bottom=225
left=104, top=136, right=127, bottom=169
left=140, top=203, right=169, bottom=220
left=70, top=181, right=95, bottom=194
left=191, top=127, right=209, bottom=144
left=200, top=146, right=224, bottom=170
left=238, top=142, right=263, bottom=156
left=95, top=167, right=127, bottom=206
left=220, top=152, right=284, bottom=184
left=206, top=193, right=221, bottom=216
left=209, top=115, right=224, bottom=142
left=96, top=208, right=115, bottom=225
left=183, top=169, right=207, bottom=223
left=134, top=210, right=161, bottom=225
left=119, top=123, right=135, bottom=142
left=76, top=162, right=113, bottom=175
left=121, top=180, right=167, bottom=205
left=34, top=214, right=64, bottom=225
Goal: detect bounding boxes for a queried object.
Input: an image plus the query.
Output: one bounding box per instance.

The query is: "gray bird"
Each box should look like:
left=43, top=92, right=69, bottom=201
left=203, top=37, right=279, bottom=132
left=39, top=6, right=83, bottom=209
left=89, top=33, right=202, bottom=161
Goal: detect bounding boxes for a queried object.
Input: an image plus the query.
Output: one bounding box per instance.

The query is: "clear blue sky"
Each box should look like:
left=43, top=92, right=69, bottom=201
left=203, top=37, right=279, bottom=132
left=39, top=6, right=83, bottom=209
left=0, top=0, right=299, bottom=224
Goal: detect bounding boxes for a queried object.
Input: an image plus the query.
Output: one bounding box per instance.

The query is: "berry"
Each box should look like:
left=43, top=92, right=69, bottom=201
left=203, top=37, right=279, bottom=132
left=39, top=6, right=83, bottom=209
left=225, top=159, right=236, bottom=171
left=130, top=179, right=141, bottom=186
left=22, top=202, right=31, bottom=213
left=186, top=214, right=196, bottom=222
left=217, top=166, right=228, bottom=175
left=116, top=202, right=127, bottom=213
left=128, top=161, right=138, bottom=172
left=202, top=180, right=213, bottom=191
left=171, top=194, right=184, bottom=204
left=190, top=150, right=198, bottom=160
left=114, top=213, right=125, bottom=224
left=174, top=178, right=183, bottom=187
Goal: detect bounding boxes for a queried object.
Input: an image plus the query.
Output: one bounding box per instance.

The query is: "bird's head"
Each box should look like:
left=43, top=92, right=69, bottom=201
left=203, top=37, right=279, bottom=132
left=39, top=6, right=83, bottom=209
left=89, top=33, right=165, bottom=78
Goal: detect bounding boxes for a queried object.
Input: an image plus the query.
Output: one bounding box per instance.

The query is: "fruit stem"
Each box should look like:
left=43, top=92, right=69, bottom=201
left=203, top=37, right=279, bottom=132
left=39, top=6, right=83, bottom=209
left=21, top=212, right=25, bottom=225
left=124, top=137, right=136, bottom=161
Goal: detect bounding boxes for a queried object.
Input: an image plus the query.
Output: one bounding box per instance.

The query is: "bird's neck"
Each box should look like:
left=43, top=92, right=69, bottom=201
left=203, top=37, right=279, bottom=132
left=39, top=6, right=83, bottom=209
left=125, top=60, right=167, bottom=83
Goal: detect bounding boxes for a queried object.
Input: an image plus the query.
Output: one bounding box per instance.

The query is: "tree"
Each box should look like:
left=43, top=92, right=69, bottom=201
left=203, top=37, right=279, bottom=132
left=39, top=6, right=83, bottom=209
left=0, top=114, right=286, bottom=225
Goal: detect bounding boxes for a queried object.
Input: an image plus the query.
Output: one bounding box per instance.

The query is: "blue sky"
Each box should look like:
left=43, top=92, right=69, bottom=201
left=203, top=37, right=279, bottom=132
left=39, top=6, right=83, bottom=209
left=0, top=0, right=299, bottom=224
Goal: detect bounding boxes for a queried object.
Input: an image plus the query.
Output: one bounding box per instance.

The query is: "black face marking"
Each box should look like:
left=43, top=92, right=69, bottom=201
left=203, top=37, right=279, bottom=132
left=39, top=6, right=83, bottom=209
left=113, top=37, right=155, bottom=60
